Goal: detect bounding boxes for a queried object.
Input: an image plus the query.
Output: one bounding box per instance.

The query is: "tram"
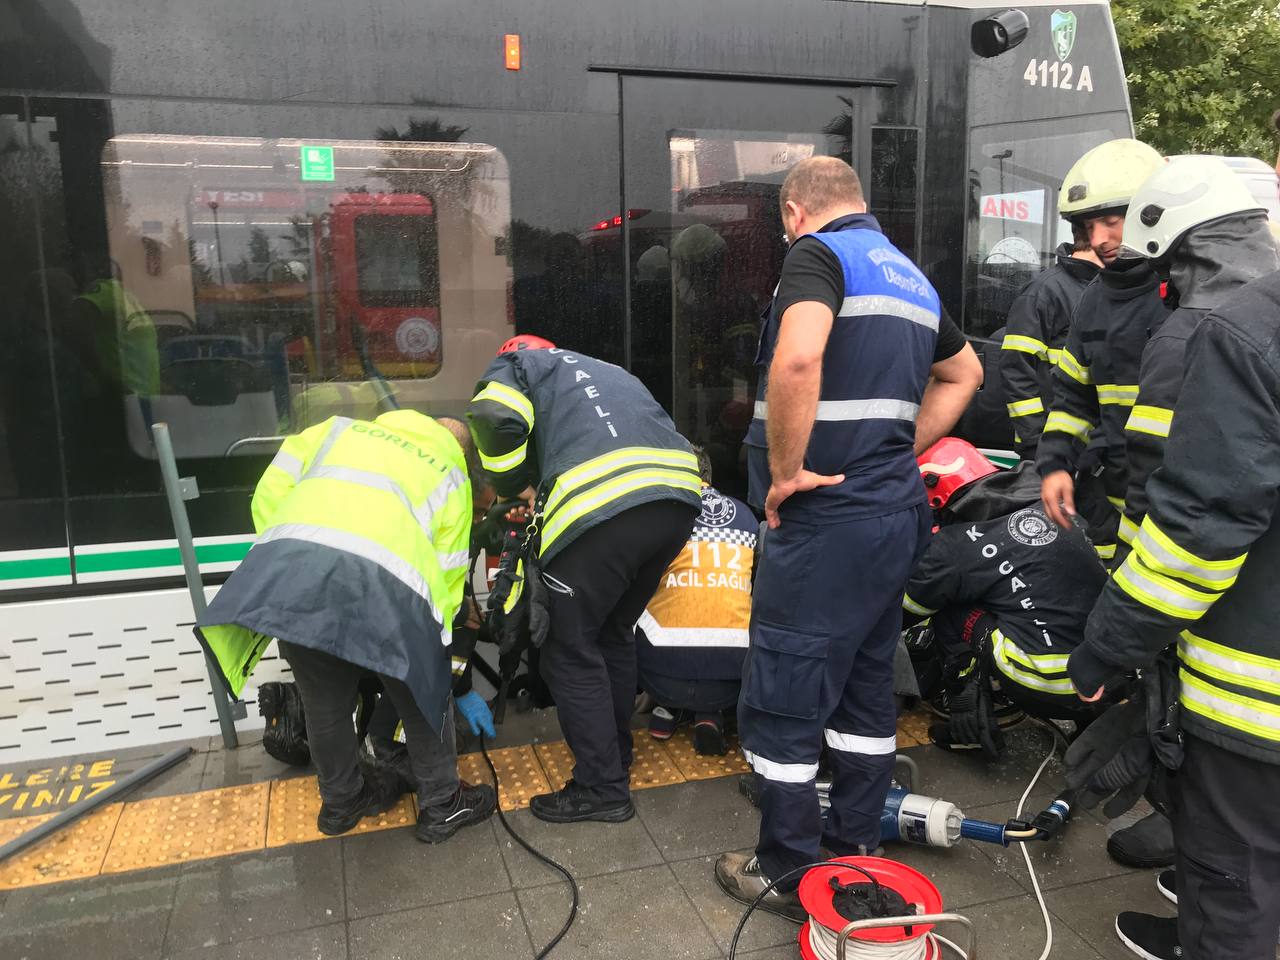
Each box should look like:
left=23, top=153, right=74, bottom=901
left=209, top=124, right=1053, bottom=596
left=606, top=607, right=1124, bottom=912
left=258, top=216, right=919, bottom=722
left=0, top=0, right=1133, bottom=762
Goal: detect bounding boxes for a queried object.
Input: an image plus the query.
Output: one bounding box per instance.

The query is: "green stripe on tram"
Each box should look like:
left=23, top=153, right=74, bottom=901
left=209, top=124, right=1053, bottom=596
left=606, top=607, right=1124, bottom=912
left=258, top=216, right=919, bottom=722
left=0, top=555, right=73, bottom=581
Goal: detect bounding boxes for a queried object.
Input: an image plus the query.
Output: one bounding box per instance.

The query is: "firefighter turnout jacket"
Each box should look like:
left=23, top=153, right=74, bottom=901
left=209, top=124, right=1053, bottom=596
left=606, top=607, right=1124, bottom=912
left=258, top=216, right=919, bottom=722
left=196, top=410, right=472, bottom=733
left=467, top=348, right=702, bottom=563
left=999, top=243, right=1101, bottom=456
left=1035, top=258, right=1168, bottom=551
left=636, top=485, right=757, bottom=682
left=1072, top=270, right=1280, bottom=764
left=904, top=479, right=1107, bottom=700
left=1114, top=218, right=1279, bottom=564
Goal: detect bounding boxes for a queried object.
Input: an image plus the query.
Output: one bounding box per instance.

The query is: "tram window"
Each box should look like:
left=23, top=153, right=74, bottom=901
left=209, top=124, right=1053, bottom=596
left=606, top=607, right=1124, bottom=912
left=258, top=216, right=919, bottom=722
left=963, top=114, right=1129, bottom=338
left=94, top=135, right=511, bottom=464
left=869, top=128, right=919, bottom=259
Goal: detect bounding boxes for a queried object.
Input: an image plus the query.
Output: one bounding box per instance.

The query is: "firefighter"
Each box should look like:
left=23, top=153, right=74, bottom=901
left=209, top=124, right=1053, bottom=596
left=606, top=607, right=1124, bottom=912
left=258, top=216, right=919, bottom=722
left=902, top=439, right=1107, bottom=758
left=467, top=336, right=701, bottom=824
left=1067, top=267, right=1280, bottom=960
left=637, top=446, right=756, bottom=756
left=714, top=157, right=936, bottom=922
left=1038, top=138, right=1166, bottom=566
left=196, top=410, right=498, bottom=841
left=999, top=220, right=1102, bottom=460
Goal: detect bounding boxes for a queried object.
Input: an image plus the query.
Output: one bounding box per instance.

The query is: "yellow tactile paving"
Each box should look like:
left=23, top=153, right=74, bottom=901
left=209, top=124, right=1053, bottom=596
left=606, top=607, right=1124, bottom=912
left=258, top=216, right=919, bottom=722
left=0, top=804, right=123, bottom=889
left=458, top=745, right=551, bottom=811
left=663, top=729, right=752, bottom=781
left=628, top=735, right=686, bottom=789
left=266, top=775, right=417, bottom=847
left=101, top=782, right=269, bottom=873
left=0, top=709, right=936, bottom=890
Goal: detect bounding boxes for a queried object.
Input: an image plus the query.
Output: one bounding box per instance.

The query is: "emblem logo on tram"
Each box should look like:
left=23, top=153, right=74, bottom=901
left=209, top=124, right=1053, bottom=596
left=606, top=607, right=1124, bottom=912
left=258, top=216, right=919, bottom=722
left=1050, top=10, right=1077, bottom=62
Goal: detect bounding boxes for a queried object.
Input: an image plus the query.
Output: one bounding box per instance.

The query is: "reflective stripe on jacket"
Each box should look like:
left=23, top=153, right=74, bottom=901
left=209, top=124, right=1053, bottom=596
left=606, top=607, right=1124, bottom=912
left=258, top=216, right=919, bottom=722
left=467, top=349, right=702, bottom=562
left=196, top=410, right=471, bottom=732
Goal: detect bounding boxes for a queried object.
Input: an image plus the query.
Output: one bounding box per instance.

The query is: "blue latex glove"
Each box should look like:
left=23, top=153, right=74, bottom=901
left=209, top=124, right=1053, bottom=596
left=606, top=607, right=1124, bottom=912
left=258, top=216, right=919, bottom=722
left=455, top=691, right=496, bottom=738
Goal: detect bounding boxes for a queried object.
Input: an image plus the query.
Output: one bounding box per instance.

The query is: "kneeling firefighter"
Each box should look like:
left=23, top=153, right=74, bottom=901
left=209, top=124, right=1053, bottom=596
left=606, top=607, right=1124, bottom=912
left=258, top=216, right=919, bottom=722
left=903, top=438, right=1108, bottom=758
left=197, top=410, right=498, bottom=841
left=469, top=335, right=701, bottom=824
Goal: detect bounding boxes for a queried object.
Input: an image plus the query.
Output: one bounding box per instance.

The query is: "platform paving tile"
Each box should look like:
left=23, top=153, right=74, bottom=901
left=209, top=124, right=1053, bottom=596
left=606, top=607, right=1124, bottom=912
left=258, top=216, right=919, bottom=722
left=889, top=831, right=1028, bottom=909
left=348, top=891, right=533, bottom=960
left=164, top=839, right=345, bottom=952
left=968, top=794, right=1142, bottom=893
left=495, top=807, right=666, bottom=888
left=0, top=864, right=181, bottom=960
left=902, top=728, right=1069, bottom=807
left=670, top=851, right=799, bottom=954
left=962, top=895, right=1105, bottom=959
left=342, top=818, right=511, bottom=917
left=200, top=740, right=309, bottom=791
left=164, top=921, right=349, bottom=960
left=636, top=774, right=761, bottom=861
left=1047, top=870, right=1176, bottom=960
left=518, top=863, right=722, bottom=960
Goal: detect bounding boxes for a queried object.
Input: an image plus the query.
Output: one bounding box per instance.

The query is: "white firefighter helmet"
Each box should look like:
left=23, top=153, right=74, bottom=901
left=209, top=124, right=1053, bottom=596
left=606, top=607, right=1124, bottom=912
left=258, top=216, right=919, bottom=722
left=1058, top=139, right=1164, bottom=220
left=1124, top=155, right=1267, bottom=259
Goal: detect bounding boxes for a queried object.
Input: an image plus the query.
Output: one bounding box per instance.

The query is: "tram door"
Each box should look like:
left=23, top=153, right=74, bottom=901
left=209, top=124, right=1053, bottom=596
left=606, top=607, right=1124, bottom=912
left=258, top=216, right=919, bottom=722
left=619, top=77, right=875, bottom=502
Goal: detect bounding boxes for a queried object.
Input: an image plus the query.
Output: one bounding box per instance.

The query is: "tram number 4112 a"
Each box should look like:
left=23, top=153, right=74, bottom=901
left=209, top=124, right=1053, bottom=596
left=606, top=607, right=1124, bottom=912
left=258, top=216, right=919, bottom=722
left=1023, top=59, right=1094, bottom=93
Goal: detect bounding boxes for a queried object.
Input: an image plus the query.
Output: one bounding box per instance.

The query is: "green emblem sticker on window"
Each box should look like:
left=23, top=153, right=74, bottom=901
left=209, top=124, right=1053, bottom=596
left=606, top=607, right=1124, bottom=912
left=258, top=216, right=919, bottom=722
left=1050, top=10, right=1077, bottom=63
left=300, top=145, right=335, bottom=182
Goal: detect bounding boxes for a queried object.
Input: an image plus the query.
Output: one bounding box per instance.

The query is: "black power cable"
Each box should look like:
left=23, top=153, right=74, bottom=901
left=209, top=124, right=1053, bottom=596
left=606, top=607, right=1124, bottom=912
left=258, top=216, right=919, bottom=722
left=480, top=735, right=579, bottom=959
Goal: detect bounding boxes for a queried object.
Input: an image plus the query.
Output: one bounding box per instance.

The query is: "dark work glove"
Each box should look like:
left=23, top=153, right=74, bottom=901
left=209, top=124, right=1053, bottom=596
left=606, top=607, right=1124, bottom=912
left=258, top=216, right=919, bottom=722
left=526, top=551, right=552, bottom=650
left=946, top=672, right=1004, bottom=760
left=1064, top=693, right=1150, bottom=817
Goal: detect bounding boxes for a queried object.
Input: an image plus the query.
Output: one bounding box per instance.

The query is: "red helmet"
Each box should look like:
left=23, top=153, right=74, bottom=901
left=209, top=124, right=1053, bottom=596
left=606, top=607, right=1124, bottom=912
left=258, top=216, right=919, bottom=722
left=499, top=334, right=556, bottom=354
left=917, top=438, right=998, bottom=510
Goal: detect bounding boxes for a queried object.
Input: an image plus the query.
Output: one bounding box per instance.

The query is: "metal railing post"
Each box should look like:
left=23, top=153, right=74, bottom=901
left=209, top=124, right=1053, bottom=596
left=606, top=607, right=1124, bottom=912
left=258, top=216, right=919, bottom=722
left=152, top=422, right=245, bottom=748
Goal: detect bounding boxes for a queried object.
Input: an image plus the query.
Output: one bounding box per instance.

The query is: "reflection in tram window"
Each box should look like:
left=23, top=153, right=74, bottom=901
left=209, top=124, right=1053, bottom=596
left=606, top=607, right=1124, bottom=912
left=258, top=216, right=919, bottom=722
left=963, top=116, right=1128, bottom=339
left=98, top=136, right=512, bottom=460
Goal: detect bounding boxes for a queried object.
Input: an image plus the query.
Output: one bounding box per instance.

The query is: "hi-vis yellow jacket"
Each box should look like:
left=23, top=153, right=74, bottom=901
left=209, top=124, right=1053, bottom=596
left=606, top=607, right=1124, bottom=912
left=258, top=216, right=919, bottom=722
left=196, top=410, right=471, bottom=732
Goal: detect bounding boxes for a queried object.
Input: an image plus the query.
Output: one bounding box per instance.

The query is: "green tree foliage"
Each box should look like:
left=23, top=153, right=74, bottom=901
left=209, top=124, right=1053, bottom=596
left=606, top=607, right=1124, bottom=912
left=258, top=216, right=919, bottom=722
left=1114, top=0, right=1280, bottom=159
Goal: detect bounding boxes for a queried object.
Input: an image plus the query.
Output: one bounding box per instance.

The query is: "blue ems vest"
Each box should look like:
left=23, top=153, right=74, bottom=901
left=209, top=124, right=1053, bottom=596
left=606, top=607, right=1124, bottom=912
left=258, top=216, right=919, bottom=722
left=746, top=214, right=939, bottom=522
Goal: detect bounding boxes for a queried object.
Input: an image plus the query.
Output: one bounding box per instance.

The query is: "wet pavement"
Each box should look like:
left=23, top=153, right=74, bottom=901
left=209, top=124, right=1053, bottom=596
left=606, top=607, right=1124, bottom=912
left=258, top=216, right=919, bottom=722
left=0, top=720, right=1184, bottom=960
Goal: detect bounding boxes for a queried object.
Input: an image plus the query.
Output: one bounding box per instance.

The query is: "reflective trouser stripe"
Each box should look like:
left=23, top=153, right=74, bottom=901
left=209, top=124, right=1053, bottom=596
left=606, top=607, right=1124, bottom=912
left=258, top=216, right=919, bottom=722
left=1002, top=334, right=1048, bottom=358
left=839, top=295, right=940, bottom=331
left=1132, top=517, right=1245, bottom=591
left=1118, top=514, right=1139, bottom=545
left=1126, top=405, right=1173, bottom=438
left=823, top=730, right=896, bottom=755
left=256, top=522, right=450, bottom=645
left=1180, top=671, right=1280, bottom=742
left=1007, top=397, right=1046, bottom=417
left=544, top=446, right=699, bottom=521
left=742, top=750, right=819, bottom=783
left=1180, top=632, right=1280, bottom=697
left=753, top=399, right=920, bottom=422
left=1056, top=349, right=1092, bottom=385
left=903, top=593, right=936, bottom=617
left=473, top=381, right=535, bottom=428
left=1097, top=384, right=1139, bottom=406
left=1044, top=410, right=1094, bottom=441
left=1095, top=542, right=1116, bottom=560
left=479, top=441, right=527, bottom=473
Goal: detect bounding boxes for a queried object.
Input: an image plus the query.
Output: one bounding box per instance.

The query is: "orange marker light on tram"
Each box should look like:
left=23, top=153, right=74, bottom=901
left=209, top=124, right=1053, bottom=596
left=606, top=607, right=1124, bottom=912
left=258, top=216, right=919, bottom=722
left=505, top=34, right=521, bottom=70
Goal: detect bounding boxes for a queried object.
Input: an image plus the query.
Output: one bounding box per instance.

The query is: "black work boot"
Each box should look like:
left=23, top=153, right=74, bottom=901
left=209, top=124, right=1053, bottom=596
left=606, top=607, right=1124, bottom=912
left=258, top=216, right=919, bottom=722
left=693, top=712, right=727, bottom=756
left=529, top=779, right=635, bottom=824
left=1107, top=811, right=1175, bottom=868
left=415, top=781, right=497, bottom=843
left=1115, top=912, right=1182, bottom=960
left=316, top=777, right=401, bottom=836
left=259, top=681, right=311, bottom=767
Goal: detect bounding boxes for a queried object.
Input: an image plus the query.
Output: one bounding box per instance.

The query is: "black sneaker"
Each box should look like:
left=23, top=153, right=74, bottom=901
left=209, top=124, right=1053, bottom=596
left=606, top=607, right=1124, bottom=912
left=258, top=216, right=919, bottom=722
left=415, top=781, right=497, bottom=843
left=693, top=713, right=727, bottom=756
left=259, top=681, right=311, bottom=767
left=529, top=779, right=635, bottom=824
left=648, top=706, right=680, bottom=740
left=1115, top=912, right=1182, bottom=960
left=1156, top=870, right=1177, bottom=905
left=316, top=778, right=401, bottom=836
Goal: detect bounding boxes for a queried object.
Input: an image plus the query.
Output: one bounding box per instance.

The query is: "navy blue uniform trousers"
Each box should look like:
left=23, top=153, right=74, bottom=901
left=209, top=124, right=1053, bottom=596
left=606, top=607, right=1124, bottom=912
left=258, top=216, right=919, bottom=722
left=739, top=505, right=929, bottom=880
